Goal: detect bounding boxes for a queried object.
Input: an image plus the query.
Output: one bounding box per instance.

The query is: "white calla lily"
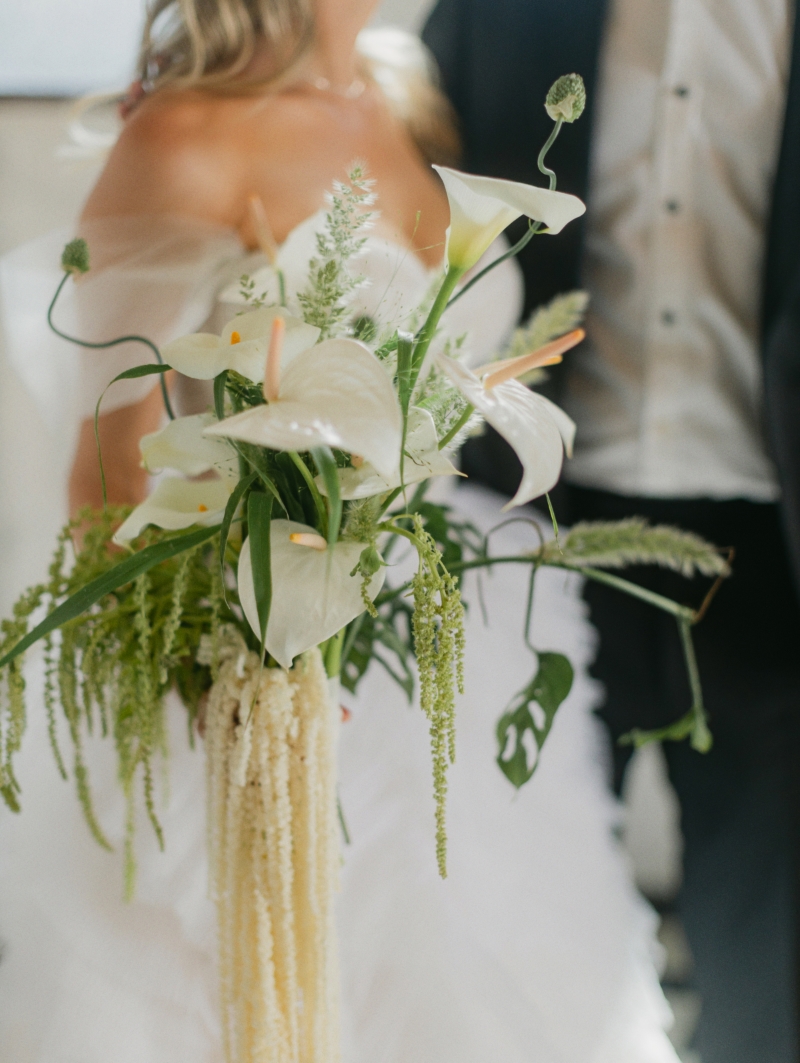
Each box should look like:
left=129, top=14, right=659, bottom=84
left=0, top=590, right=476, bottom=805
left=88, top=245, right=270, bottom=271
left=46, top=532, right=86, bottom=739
left=205, top=338, right=402, bottom=480
left=330, top=407, right=460, bottom=500
left=433, top=165, right=586, bottom=271
left=113, top=477, right=231, bottom=545
left=237, top=521, right=385, bottom=669
left=161, top=306, right=320, bottom=383
left=139, top=413, right=238, bottom=481
left=437, top=353, right=576, bottom=509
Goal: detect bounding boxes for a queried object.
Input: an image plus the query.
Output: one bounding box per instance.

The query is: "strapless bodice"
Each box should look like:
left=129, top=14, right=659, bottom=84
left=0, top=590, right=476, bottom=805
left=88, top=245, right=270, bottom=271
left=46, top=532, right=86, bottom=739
left=1, top=211, right=523, bottom=426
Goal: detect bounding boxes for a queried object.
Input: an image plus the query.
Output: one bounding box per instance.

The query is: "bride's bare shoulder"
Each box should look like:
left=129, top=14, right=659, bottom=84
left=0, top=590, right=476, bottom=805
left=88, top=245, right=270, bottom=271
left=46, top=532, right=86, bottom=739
left=82, top=88, right=307, bottom=225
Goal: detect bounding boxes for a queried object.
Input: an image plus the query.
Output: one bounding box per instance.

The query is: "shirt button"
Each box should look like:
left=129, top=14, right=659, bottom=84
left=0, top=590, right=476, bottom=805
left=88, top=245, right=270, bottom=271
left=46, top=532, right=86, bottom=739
left=661, top=309, right=677, bottom=325
left=665, top=198, right=680, bottom=213
left=674, top=85, right=690, bottom=97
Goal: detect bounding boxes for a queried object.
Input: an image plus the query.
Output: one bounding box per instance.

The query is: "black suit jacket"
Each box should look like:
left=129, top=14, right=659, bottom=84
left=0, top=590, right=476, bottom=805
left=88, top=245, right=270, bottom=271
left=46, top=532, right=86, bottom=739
left=423, top=0, right=800, bottom=588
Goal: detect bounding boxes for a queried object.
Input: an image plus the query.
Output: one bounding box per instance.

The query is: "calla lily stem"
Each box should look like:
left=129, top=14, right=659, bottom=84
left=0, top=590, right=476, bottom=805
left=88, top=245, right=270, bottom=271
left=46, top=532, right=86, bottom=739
left=47, top=271, right=176, bottom=421
left=437, top=404, right=475, bottom=451
left=322, top=628, right=346, bottom=677
left=447, top=221, right=541, bottom=309
left=410, top=265, right=465, bottom=383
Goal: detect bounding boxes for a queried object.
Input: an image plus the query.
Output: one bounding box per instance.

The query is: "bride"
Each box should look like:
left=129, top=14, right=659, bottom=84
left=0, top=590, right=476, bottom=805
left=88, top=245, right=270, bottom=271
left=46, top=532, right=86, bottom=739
left=0, top=1, right=680, bottom=1061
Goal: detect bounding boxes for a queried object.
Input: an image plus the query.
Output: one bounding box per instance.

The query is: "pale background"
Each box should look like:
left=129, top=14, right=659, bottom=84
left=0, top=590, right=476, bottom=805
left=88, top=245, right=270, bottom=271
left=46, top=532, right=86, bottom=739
left=0, top=5, right=690, bottom=1048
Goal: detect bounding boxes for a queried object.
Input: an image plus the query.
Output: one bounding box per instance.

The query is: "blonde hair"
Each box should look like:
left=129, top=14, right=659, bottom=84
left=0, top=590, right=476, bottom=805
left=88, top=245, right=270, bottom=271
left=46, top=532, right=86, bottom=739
left=137, top=0, right=460, bottom=164
left=358, top=27, right=460, bottom=167
left=138, top=0, right=314, bottom=91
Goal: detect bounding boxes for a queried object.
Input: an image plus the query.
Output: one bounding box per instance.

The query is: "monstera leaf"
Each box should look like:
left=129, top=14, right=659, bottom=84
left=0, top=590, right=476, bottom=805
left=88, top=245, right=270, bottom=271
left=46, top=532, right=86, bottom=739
left=495, top=651, right=574, bottom=788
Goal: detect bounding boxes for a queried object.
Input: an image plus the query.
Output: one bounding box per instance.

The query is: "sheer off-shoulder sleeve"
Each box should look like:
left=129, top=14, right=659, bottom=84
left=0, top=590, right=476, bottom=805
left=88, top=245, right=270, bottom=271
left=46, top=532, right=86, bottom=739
left=1, top=215, right=244, bottom=425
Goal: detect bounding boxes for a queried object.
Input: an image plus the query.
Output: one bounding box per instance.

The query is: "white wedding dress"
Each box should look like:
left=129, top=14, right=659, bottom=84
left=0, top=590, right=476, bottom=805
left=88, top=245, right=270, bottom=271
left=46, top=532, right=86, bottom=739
left=0, top=215, right=679, bottom=1063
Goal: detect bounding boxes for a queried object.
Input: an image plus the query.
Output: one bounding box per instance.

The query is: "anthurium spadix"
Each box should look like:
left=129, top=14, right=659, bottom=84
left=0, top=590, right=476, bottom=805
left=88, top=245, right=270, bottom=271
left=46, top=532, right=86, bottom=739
left=237, top=520, right=385, bottom=669
left=113, top=477, right=232, bottom=545
left=161, top=307, right=320, bottom=383
left=432, top=165, right=586, bottom=271
left=139, top=413, right=238, bottom=481
left=436, top=353, right=576, bottom=509
left=330, top=407, right=460, bottom=500
left=205, top=337, right=402, bottom=480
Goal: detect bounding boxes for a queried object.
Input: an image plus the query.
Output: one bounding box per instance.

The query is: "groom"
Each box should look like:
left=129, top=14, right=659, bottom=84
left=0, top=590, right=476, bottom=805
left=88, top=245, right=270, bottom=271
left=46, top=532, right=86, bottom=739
left=423, top=1, right=800, bottom=1062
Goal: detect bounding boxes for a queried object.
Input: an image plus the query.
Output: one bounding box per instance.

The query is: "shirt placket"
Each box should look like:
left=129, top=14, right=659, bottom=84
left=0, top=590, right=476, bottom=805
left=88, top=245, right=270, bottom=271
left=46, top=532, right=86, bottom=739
left=638, top=0, right=701, bottom=490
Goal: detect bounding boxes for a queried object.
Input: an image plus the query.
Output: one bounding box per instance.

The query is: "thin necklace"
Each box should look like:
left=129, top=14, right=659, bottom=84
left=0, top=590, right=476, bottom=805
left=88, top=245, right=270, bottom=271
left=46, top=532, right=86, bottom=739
left=305, top=75, right=366, bottom=100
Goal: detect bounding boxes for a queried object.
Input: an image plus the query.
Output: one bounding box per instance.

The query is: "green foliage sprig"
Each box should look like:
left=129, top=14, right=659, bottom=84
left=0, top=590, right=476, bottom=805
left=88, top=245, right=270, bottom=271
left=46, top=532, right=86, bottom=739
left=543, top=518, right=731, bottom=578
left=297, top=165, right=376, bottom=339
left=409, top=514, right=465, bottom=878
left=0, top=509, right=235, bottom=895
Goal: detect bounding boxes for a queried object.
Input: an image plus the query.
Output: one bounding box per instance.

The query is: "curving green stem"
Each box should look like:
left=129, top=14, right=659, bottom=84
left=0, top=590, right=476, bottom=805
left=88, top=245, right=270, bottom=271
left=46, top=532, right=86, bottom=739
left=48, top=272, right=176, bottom=420
left=537, top=118, right=563, bottom=189
left=374, top=551, right=699, bottom=624
left=438, top=403, right=475, bottom=451
left=376, top=520, right=425, bottom=552
left=678, top=617, right=712, bottom=751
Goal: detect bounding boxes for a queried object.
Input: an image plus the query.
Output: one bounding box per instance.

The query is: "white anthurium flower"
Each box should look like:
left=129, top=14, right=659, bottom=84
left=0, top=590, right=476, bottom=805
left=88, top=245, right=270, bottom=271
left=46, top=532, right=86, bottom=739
left=161, top=306, right=320, bottom=383
left=432, top=165, right=586, bottom=271
left=113, top=477, right=231, bottom=545
left=327, top=407, right=460, bottom=500
left=205, top=337, right=402, bottom=480
left=139, top=413, right=238, bottom=482
left=437, top=353, right=576, bottom=510
left=237, top=520, right=385, bottom=670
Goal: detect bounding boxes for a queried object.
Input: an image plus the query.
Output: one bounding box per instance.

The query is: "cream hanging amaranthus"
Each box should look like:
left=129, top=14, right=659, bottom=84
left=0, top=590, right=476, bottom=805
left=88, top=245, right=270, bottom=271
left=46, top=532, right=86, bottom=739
left=204, top=631, right=341, bottom=1063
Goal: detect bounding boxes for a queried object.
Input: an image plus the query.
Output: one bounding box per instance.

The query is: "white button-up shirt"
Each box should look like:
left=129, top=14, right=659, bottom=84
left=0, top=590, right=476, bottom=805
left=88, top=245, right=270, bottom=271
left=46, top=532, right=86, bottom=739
left=563, top=0, right=792, bottom=501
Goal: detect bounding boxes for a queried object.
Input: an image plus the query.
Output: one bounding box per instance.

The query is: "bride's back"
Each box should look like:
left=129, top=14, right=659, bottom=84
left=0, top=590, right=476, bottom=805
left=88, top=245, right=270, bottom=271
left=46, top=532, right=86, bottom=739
left=70, top=3, right=458, bottom=513
left=82, top=0, right=454, bottom=268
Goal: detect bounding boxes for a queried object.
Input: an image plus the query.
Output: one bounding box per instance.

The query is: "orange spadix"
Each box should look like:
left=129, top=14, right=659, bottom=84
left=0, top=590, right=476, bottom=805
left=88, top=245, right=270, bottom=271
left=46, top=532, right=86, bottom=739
left=289, top=532, right=328, bottom=551
left=480, top=328, right=585, bottom=390
left=264, top=316, right=285, bottom=402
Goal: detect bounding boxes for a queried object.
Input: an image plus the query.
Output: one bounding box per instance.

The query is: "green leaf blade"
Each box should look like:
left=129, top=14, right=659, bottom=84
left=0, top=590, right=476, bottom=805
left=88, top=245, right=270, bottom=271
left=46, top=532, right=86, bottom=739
left=395, top=331, right=414, bottom=492
left=0, top=523, right=221, bottom=671
left=109, top=364, right=171, bottom=382
left=311, top=446, right=341, bottom=550
left=219, top=471, right=256, bottom=588
left=213, top=370, right=228, bottom=420
left=247, top=491, right=273, bottom=650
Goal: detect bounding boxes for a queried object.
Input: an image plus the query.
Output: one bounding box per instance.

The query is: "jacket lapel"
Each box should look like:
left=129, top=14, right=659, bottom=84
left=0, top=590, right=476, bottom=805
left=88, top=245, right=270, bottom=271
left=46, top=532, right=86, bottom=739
left=762, top=0, right=800, bottom=340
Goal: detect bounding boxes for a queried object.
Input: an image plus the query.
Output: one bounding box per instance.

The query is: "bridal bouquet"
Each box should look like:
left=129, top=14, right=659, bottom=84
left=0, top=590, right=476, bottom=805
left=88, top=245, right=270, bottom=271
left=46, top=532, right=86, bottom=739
left=0, top=76, right=729, bottom=1063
